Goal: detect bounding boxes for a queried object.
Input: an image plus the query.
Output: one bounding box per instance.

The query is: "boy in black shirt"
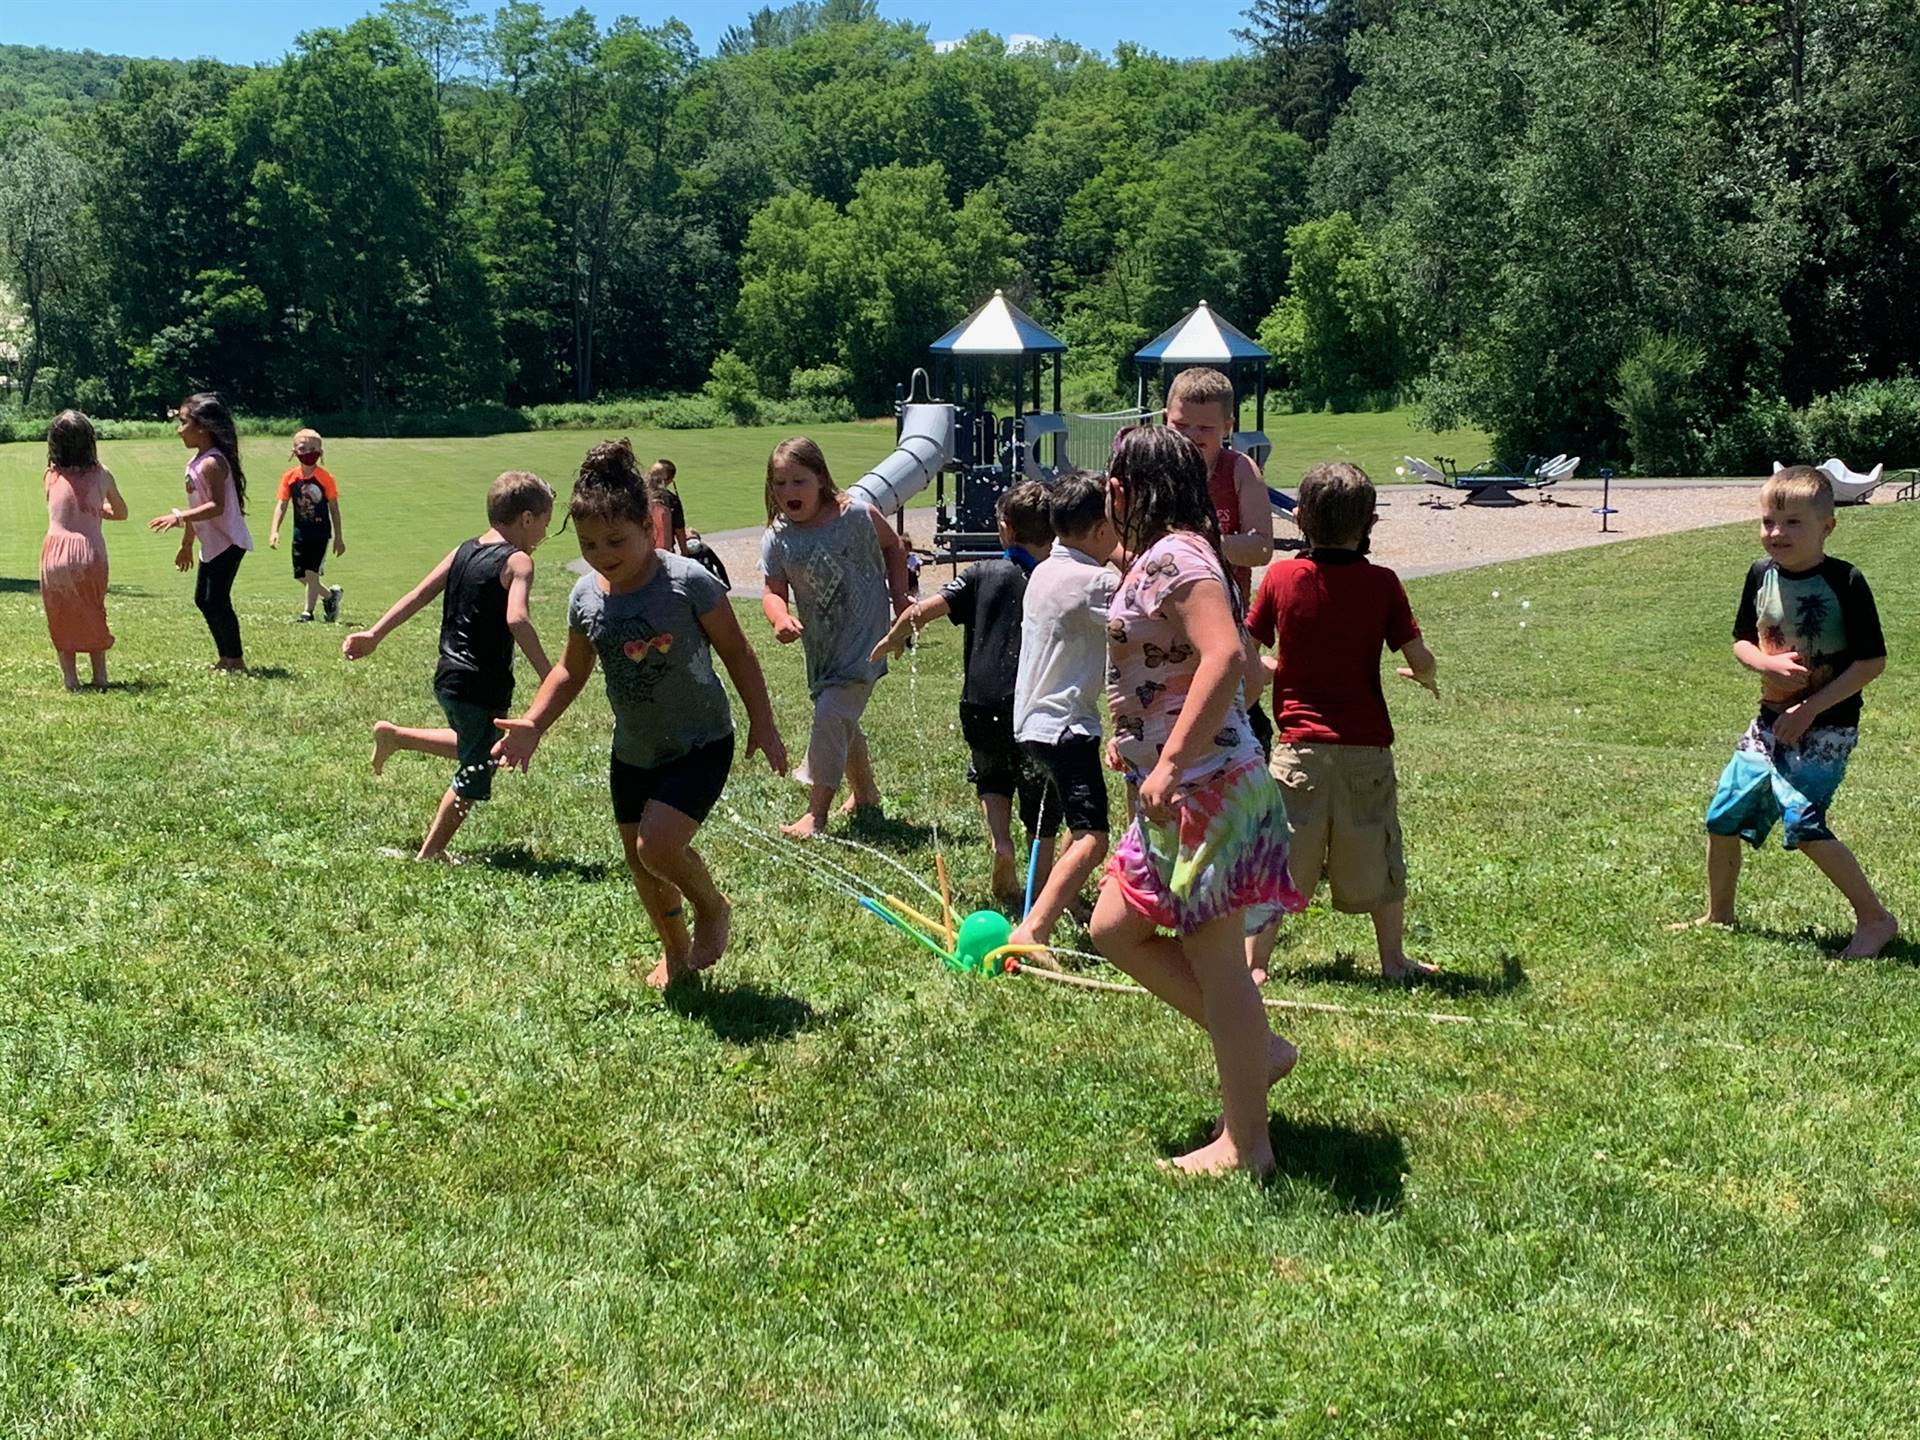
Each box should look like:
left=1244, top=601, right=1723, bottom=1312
left=342, top=471, right=556, bottom=861
left=1678, top=465, right=1898, bottom=957
left=871, top=482, right=1055, bottom=903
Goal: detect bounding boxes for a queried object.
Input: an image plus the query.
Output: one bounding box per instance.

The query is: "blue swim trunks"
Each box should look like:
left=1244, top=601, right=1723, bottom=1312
left=1705, top=715, right=1856, bottom=850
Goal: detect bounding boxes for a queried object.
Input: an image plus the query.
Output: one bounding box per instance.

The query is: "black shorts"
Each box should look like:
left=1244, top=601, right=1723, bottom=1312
left=437, top=692, right=505, bottom=803
left=1019, top=734, right=1110, bottom=835
left=960, top=702, right=1058, bottom=836
left=291, top=535, right=328, bottom=579
left=610, top=732, right=734, bottom=826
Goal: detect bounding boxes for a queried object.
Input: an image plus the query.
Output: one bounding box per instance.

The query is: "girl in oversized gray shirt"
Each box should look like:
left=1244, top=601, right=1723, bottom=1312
left=496, top=441, right=789, bottom=990
left=759, top=436, right=908, bottom=838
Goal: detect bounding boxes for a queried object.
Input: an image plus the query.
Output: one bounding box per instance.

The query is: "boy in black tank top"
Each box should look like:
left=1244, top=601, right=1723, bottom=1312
left=343, top=471, right=556, bottom=859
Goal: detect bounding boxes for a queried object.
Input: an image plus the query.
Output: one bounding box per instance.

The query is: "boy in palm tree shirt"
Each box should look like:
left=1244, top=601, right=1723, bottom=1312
left=1684, top=465, right=1897, bottom=957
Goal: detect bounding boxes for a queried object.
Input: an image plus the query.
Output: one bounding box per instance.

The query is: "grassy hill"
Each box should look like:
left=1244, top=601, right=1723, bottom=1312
left=3, top=430, right=1914, bottom=1435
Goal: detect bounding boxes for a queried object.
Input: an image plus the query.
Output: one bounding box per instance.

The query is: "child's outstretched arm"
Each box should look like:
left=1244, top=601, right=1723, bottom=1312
left=100, top=475, right=128, bottom=522
left=1397, top=637, right=1440, bottom=696
left=493, top=629, right=595, bottom=771
left=699, top=600, right=789, bottom=776
left=870, top=594, right=952, bottom=662
left=867, top=506, right=911, bottom=616
left=763, top=576, right=804, bottom=642
left=268, top=498, right=289, bottom=549
left=329, top=497, right=345, bottom=556
left=342, top=548, right=456, bottom=659
left=1139, top=579, right=1245, bottom=819
left=502, top=551, right=551, bottom=680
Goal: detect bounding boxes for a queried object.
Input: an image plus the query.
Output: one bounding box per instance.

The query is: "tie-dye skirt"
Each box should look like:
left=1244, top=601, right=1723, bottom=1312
left=1105, top=756, right=1306, bottom=935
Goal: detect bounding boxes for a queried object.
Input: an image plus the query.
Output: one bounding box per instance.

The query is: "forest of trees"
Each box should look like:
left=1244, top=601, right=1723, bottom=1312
left=1, top=0, right=1917, bottom=471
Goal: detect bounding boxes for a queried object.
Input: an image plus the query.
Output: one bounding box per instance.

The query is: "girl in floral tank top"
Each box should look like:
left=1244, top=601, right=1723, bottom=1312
left=1090, top=427, right=1303, bottom=1178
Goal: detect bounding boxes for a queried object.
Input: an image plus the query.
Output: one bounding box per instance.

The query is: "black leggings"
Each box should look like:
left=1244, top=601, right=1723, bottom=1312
left=195, top=546, right=245, bottom=660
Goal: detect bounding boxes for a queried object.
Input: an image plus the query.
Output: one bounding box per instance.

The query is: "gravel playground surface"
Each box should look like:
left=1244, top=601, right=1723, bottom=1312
left=652, top=478, right=1850, bottom=594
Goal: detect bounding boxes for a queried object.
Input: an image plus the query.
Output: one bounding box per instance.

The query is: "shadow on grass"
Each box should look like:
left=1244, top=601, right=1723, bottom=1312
left=0, top=577, right=41, bottom=595
left=1737, top=923, right=1920, bottom=968
left=241, top=666, right=296, bottom=681
left=1162, top=1113, right=1408, bottom=1213
left=100, top=677, right=170, bottom=694
left=474, top=845, right=611, bottom=883
left=1283, top=952, right=1528, bottom=999
left=842, top=808, right=936, bottom=850
left=665, top=980, right=819, bottom=1044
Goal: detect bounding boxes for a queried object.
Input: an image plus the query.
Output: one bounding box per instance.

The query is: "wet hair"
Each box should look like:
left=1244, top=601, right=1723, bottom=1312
left=1167, top=366, right=1236, bottom=421
left=1761, top=464, right=1834, bottom=519
left=181, top=392, right=247, bottom=512
left=1047, top=470, right=1108, bottom=539
left=1296, top=461, right=1378, bottom=548
left=569, top=439, right=656, bottom=528
left=1109, top=426, right=1238, bottom=615
left=765, top=436, right=836, bottom=523
left=47, top=410, right=98, bottom=470
left=486, top=469, right=556, bottom=526
left=998, top=480, right=1054, bottom=548
left=649, top=458, right=677, bottom=484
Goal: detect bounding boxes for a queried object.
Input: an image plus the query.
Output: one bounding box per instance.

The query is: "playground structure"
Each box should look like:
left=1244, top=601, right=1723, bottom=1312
left=1771, top=458, right=1887, bottom=505
left=845, top=292, right=1285, bottom=562
left=1404, top=453, right=1580, bottom=506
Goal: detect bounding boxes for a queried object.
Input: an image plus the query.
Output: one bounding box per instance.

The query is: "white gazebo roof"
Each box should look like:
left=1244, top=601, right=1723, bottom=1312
left=1134, top=301, right=1269, bottom=366
left=929, top=289, right=1066, bottom=357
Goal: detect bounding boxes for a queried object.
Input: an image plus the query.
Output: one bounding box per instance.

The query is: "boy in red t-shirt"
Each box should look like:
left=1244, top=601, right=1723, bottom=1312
left=268, top=428, right=346, bottom=622
left=1246, top=461, right=1439, bottom=981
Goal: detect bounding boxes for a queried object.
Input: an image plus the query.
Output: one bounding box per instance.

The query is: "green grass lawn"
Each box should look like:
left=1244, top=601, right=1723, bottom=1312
left=3, top=439, right=1916, bottom=1437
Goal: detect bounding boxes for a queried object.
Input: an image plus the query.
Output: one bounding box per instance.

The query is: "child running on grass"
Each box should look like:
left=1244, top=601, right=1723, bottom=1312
left=40, top=410, right=128, bottom=692
left=1089, top=426, right=1305, bottom=1178
left=342, top=471, right=555, bottom=861
left=871, top=481, right=1058, bottom=906
left=760, top=436, right=909, bottom=838
left=648, top=458, right=689, bottom=556
left=1008, top=472, right=1121, bottom=950
left=494, top=441, right=789, bottom=988
left=268, top=428, right=345, bottom=623
left=148, top=392, right=253, bottom=672
left=1245, top=462, right=1440, bottom=985
left=1673, top=464, right=1898, bottom=957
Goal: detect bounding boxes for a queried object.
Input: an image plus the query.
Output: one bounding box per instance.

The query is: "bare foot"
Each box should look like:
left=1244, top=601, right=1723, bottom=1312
left=1159, top=1132, right=1275, bottom=1178
left=689, top=897, right=732, bottom=972
left=1667, top=914, right=1735, bottom=933
left=371, top=722, right=398, bottom=776
left=781, top=812, right=827, bottom=839
left=644, top=953, right=694, bottom=990
left=1381, top=957, right=1441, bottom=982
left=1209, top=1035, right=1296, bottom=1139
left=989, top=848, right=1018, bottom=900
left=1844, top=911, right=1900, bottom=959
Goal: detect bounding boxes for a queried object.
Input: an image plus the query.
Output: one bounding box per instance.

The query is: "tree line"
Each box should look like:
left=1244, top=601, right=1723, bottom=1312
left=0, top=0, right=1916, bottom=471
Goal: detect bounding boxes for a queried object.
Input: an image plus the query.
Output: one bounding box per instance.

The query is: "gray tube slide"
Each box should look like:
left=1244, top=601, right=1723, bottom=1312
left=847, top=403, right=955, bottom=512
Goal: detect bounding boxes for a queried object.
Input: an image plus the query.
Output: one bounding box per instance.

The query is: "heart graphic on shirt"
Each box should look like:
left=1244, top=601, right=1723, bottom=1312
left=623, top=633, right=673, bottom=661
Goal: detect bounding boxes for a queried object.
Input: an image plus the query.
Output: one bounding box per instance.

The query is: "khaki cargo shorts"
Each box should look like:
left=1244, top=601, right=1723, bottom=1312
left=1269, top=742, right=1406, bottom=913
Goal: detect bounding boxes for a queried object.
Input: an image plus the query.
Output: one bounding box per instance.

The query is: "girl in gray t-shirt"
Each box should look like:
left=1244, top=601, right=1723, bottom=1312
left=496, top=441, right=789, bottom=990
left=759, top=437, right=907, bottom=839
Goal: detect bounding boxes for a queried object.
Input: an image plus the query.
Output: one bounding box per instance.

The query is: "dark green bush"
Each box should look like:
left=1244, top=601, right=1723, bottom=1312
left=1798, top=377, right=1920, bottom=468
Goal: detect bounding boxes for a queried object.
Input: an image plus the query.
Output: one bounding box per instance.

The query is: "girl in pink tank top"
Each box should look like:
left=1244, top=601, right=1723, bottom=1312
left=148, top=392, right=253, bottom=670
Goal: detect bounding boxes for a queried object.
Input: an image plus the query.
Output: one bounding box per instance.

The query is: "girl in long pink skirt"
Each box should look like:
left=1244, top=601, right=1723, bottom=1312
left=40, top=410, right=128, bottom=691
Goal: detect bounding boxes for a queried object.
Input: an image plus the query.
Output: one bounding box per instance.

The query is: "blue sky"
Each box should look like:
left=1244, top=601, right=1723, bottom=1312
left=1, top=0, right=1249, bottom=64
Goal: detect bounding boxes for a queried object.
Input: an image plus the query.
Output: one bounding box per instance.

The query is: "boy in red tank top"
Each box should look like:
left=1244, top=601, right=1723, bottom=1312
left=1246, top=462, right=1441, bottom=982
